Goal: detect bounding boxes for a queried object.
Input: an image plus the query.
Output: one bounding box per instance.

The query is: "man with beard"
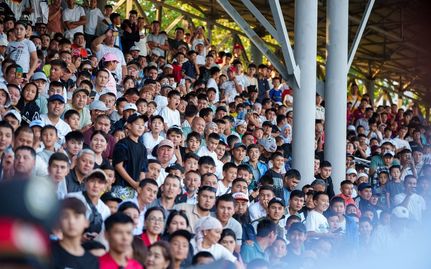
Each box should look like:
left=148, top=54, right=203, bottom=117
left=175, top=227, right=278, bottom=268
left=232, top=192, right=256, bottom=242
left=174, top=185, right=216, bottom=232
left=148, top=174, right=182, bottom=216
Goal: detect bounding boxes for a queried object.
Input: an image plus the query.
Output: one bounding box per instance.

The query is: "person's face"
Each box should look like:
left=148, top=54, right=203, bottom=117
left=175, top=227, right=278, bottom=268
left=7, top=86, right=19, bottom=106
left=123, top=208, right=140, bottom=228
left=72, top=92, right=88, bottom=109
left=271, top=239, right=287, bottom=258
left=259, top=190, right=275, bottom=209
left=360, top=188, right=372, bottom=200
left=168, top=215, right=188, bottom=234
left=90, top=133, right=107, bottom=154
left=139, top=183, right=158, bottom=205
left=42, top=129, right=57, bottom=148
left=331, top=202, right=345, bottom=216
left=168, top=132, right=182, bottom=147
left=187, top=137, right=200, bottom=153
left=59, top=208, right=88, bottom=238
left=191, top=118, right=206, bottom=135
left=85, top=178, right=106, bottom=198
left=105, top=200, right=119, bottom=215
left=220, top=235, right=236, bottom=253
left=272, top=156, right=284, bottom=169
left=204, top=228, right=221, bottom=245
left=148, top=69, right=158, bottom=80
left=184, top=158, right=198, bottom=172
left=268, top=202, right=284, bottom=221
left=168, top=95, right=181, bottom=109
left=320, top=166, right=332, bottom=179
left=163, top=177, right=181, bottom=199
left=284, top=177, right=300, bottom=190
left=341, top=183, right=353, bottom=196
left=185, top=172, right=200, bottom=192
left=390, top=168, right=401, bottom=180
left=106, top=223, right=134, bottom=255
left=14, top=132, right=33, bottom=148
left=14, top=149, right=35, bottom=175
left=232, top=181, right=248, bottom=194
left=128, top=119, right=145, bottom=137
left=359, top=221, right=373, bottom=237
left=314, top=195, right=330, bottom=212
left=94, top=118, right=111, bottom=134
left=66, top=139, right=83, bottom=156
left=146, top=246, right=170, bottom=269
left=223, top=168, right=237, bottom=183
left=147, top=163, right=161, bottom=181
left=232, top=197, right=248, bottom=215
left=76, top=153, right=94, bottom=176
left=0, top=127, right=13, bottom=152
left=289, top=196, right=304, bottom=212
left=233, top=147, right=246, bottom=161
left=48, top=86, right=63, bottom=97
left=216, top=200, right=235, bottom=223
left=23, top=84, right=37, bottom=102
left=145, top=210, right=164, bottom=235
left=14, top=24, right=26, bottom=40
left=157, top=146, right=174, bottom=164
left=197, top=190, right=216, bottom=210
left=48, top=100, right=65, bottom=118
left=405, top=177, right=417, bottom=194
left=96, top=71, right=109, bottom=87
left=170, top=236, right=189, bottom=262
left=50, top=65, right=64, bottom=80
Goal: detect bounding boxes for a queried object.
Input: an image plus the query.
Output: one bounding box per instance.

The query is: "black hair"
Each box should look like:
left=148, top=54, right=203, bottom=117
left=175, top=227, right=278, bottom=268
left=215, top=194, right=234, bottom=208
left=191, top=252, right=214, bottom=265
left=41, top=125, right=58, bottom=136
left=144, top=206, right=166, bottom=221
left=222, top=162, right=237, bottom=172
left=313, top=191, right=329, bottom=201
left=341, top=180, right=353, bottom=186
left=289, top=190, right=305, bottom=200
left=198, top=156, right=216, bottom=167
left=199, top=107, right=213, bottom=118
left=330, top=196, right=345, bottom=206
left=186, top=131, right=201, bottom=142
left=220, top=228, right=237, bottom=242
left=320, top=160, right=332, bottom=168
left=60, top=197, right=87, bottom=215
left=118, top=201, right=140, bottom=214
left=164, top=210, right=190, bottom=235
left=256, top=219, right=277, bottom=237
left=285, top=169, right=301, bottom=180
left=207, top=132, right=220, bottom=141
left=15, top=145, right=36, bottom=159
left=105, top=212, right=134, bottom=232
left=65, top=130, right=84, bottom=143
left=167, top=90, right=181, bottom=98
left=64, top=109, right=80, bottom=121
left=138, top=178, right=159, bottom=188
left=0, top=120, right=14, bottom=134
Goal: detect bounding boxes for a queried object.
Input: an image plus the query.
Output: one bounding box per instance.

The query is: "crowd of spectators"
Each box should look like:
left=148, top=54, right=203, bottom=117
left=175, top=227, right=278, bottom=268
left=0, top=0, right=429, bottom=268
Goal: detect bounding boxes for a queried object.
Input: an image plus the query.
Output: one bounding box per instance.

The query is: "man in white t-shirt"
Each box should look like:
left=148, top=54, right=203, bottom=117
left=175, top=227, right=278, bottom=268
left=40, top=95, right=72, bottom=146
left=221, top=68, right=244, bottom=104
left=63, top=0, right=86, bottom=41
left=84, top=0, right=104, bottom=44
left=92, top=29, right=127, bottom=79
left=147, top=20, right=169, bottom=57
left=393, top=175, right=426, bottom=223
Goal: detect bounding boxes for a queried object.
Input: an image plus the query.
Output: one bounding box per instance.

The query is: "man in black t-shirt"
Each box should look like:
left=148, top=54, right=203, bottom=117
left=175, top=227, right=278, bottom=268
left=52, top=197, right=99, bottom=269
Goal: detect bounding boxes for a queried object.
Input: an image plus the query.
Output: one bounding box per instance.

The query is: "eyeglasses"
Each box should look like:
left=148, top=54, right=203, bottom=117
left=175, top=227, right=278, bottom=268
left=147, top=217, right=164, bottom=223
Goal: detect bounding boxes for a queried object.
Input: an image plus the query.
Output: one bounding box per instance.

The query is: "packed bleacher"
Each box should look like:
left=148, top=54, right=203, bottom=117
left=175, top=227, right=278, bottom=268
left=0, top=0, right=429, bottom=268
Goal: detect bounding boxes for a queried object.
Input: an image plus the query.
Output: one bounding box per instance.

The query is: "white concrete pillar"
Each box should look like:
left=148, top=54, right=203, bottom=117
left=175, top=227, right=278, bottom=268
left=293, top=0, right=318, bottom=186
left=324, top=0, right=349, bottom=192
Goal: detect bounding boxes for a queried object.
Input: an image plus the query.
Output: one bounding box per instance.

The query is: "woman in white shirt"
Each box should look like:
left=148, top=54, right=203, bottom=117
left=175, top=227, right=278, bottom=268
left=191, top=216, right=237, bottom=263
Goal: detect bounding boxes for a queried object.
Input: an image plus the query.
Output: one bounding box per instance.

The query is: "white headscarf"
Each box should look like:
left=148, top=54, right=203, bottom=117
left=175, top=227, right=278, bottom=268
left=194, top=216, right=223, bottom=249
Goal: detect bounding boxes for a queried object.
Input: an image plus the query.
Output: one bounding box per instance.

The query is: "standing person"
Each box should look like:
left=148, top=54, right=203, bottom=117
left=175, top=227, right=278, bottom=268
left=63, top=0, right=87, bottom=41
left=6, top=20, right=38, bottom=80
left=48, top=0, right=63, bottom=33
left=112, top=113, right=148, bottom=200
left=52, top=198, right=99, bottom=269
left=84, top=0, right=104, bottom=46
left=147, top=20, right=169, bottom=57
left=99, top=213, right=143, bottom=269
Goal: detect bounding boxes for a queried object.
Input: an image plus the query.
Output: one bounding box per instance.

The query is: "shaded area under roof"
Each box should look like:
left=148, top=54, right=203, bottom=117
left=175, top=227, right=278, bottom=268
left=170, top=0, right=431, bottom=102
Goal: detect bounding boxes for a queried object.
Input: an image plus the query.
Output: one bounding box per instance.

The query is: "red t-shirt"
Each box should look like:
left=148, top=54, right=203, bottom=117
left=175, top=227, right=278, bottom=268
left=99, top=253, right=143, bottom=269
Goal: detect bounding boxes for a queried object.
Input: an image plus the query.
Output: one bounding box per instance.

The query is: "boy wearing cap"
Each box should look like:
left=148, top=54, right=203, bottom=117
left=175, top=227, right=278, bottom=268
left=67, top=169, right=111, bottom=239
left=40, top=94, right=71, bottom=145
left=112, top=113, right=148, bottom=199
left=52, top=198, right=99, bottom=269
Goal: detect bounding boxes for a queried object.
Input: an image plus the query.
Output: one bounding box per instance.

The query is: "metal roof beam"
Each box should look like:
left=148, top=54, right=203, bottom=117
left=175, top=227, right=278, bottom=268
left=216, top=0, right=290, bottom=83
left=348, top=0, right=375, bottom=71
left=240, top=0, right=278, bottom=39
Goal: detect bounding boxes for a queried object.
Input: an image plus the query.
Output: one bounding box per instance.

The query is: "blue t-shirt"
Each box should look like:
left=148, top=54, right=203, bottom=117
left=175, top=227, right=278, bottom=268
left=269, top=88, right=282, bottom=103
